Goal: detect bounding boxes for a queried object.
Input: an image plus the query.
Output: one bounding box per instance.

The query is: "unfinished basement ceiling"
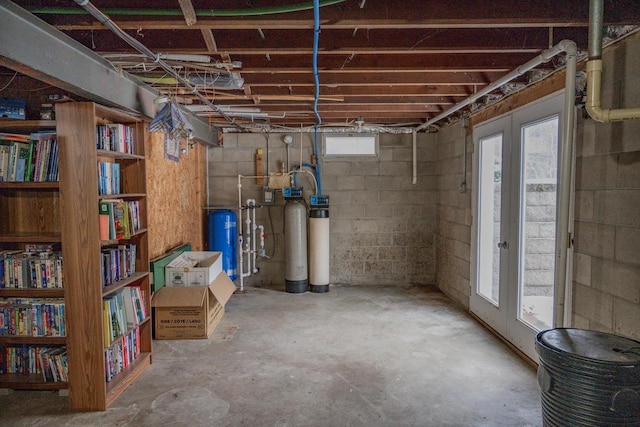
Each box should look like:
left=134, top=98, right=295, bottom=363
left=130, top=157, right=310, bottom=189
left=5, top=0, right=640, bottom=129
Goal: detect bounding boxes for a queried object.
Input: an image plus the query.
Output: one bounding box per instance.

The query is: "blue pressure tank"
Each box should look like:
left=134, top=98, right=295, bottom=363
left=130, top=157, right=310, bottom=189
left=208, top=210, right=238, bottom=280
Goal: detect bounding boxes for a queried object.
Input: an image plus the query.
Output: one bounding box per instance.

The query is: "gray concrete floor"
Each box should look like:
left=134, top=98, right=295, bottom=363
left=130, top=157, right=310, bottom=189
left=0, top=285, right=542, bottom=426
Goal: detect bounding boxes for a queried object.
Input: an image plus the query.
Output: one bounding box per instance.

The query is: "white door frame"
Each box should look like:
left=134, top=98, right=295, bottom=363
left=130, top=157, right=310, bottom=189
left=470, top=91, right=567, bottom=361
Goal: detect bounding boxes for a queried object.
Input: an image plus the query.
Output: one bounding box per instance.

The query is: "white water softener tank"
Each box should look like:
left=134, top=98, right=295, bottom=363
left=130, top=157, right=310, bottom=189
left=284, top=199, right=308, bottom=293
left=309, top=207, right=330, bottom=293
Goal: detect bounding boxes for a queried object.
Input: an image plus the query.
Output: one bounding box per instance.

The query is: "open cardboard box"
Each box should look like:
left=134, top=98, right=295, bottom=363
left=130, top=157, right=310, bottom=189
left=152, top=271, right=236, bottom=339
left=165, top=251, right=222, bottom=287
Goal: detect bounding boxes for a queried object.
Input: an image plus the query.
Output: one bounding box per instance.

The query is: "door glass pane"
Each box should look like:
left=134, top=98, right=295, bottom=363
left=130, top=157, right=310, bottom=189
left=477, top=134, right=502, bottom=306
left=518, top=116, right=558, bottom=330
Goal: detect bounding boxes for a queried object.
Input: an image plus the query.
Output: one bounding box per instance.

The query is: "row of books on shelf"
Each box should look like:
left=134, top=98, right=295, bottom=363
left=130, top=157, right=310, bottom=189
left=0, top=249, right=63, bottom=289
left=103, top=286, right=147, bottom=348
left=0, top=298, right=65, bottom=337
left=101, top=244, right=137, bottom=287
left=0, top=132, right=59, bottom=182
left=99, top=200, right=142, bottom=240
left=98, top=161, right=120, bottom=195
left=97, top=123, right=135, bottom=155
left=0, top=344, right=68, bottom=382
left=105, top=328, right=140, bottom=383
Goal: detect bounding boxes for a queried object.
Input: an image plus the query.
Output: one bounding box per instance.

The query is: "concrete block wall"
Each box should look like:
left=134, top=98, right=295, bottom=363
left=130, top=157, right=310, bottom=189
left=522, top=183, right=556, bottom=297
left=435, top=122, right=473, bottom=309
left=208, top=131, right=437, bottom=288
left=572, top=33, right=640, bottom=340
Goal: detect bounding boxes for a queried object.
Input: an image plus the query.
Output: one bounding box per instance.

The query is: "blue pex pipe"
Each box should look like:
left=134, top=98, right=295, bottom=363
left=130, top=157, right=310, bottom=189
left=312, top=0, right=321, bottom=125
left=314, top=126, right=322, bottom=195
left=312, top=0, right=323, bottom=195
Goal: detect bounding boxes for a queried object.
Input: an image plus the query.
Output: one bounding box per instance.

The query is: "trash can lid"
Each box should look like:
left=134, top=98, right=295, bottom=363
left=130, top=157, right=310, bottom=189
left=538, top=328, right=640, bottom=364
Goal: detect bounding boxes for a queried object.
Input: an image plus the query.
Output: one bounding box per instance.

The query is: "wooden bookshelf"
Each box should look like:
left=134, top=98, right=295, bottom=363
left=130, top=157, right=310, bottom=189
left=1, top=104, right=151, bottom=410
left=55, top=102, right=152, bottom=411
left=0, top=119, right=67, bottom=391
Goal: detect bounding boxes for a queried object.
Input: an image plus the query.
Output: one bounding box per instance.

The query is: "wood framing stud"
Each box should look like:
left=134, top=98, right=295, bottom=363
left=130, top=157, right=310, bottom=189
left=201, top=29, right=217, bottom=53
left=178, top=0, right=197, bottom=26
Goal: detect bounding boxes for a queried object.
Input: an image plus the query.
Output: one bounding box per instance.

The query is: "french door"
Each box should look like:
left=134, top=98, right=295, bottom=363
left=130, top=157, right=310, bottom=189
left=470, top=92, right=565, bottom=361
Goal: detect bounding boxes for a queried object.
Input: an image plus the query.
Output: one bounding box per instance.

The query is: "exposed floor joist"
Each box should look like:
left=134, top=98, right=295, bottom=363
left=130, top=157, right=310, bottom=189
left=5, top=0, right=640, bottom=128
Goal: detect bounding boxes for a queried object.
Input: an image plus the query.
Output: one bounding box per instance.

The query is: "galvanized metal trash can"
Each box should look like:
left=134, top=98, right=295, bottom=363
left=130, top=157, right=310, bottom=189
left=535, top=328, right=640, bottom=427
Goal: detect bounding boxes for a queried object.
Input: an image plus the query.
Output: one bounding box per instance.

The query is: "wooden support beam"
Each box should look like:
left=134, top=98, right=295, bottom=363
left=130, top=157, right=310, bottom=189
left=201, top=29, right=217, bottom=52
left=177, top=0, right=197, bottom=26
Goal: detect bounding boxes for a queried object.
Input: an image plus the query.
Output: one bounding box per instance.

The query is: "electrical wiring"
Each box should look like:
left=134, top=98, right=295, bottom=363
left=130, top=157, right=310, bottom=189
left=0, top=71, right=18, bottom=92
left=72, top=0, right=243, bottom=129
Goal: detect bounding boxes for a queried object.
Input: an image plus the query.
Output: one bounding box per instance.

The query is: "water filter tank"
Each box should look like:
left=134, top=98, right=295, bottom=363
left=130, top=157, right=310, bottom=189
left=208, top=209, right=238, bottom=280
left=309, top=207, right=330, bottom=293
left=284, top=199, right=308, bottom=293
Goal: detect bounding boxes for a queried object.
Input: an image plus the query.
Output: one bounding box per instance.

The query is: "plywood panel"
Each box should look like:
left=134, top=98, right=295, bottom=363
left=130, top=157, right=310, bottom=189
left=146, top=132, right=206, bottom=259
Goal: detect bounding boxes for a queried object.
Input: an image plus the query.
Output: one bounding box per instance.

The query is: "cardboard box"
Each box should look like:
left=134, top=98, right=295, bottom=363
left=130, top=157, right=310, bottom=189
left=152, top=271, right=236, bottom=339
left=165, top=251, right=222, bottom=287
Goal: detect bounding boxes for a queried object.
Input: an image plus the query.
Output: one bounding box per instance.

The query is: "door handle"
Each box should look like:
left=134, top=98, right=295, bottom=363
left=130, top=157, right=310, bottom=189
left=498, top=241, right=508, bottom=249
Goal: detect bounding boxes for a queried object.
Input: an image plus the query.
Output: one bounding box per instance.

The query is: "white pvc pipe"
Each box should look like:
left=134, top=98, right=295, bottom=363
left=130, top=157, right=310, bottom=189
left=554, top=42, right=577, bottom=328
left=237, top=175, right=244, bottom=291
left=460, top=117, right=468, bottom=193
left=236, top=175, right=269, bottom=291
left=411, top=131, right=417, bottom=185
left=415, top=41, right=577, bottom=132
left=585, top=0, right=640, bottom=122
left=249, top=199, right=258, bottom=274
left=244, top=199, right=252, bottom=278
left=244, top=206, right=251, bottom=252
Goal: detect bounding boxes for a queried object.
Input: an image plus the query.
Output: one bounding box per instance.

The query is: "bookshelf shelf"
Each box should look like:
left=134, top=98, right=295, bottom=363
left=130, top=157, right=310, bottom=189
left=101, top=271, right=149, bottom=297
left=0, top=374, right=67, bottom=391
left=97, top=150, right=145, bottom=161
left=0, top=119, right=56, bottom=133
left=105, top=351, right=151, bottom=407
left=100, top=228, right=148, bottom=246
left=0, top=232, right=62, bottom=243
left=0, top=336, right=66, bottom=345
left=99, top=193, right=146, bottom=200
left=0, top=288, right=64, bottom=298
left=0, top=182, right=59, bottom=189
